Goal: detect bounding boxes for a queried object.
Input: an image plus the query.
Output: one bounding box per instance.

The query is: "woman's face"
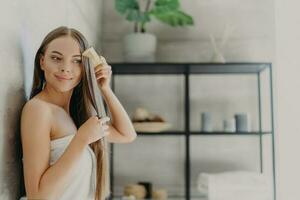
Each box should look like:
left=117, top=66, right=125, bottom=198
left=40, top=36, right=83, bottom=92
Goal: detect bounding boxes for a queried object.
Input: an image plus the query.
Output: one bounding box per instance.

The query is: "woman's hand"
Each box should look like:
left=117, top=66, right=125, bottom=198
left=95, top=57, right=112, bottom=90
left=77, top=116, right=110, bottom=145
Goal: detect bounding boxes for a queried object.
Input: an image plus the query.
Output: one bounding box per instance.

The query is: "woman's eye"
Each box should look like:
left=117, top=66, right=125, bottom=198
left=51, top=56, right=61, bottom=61
left=74, top=60, right=81, bottom=63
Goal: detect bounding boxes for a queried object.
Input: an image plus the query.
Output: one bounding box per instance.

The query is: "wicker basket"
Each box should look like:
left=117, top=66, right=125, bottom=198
left=133, top=122, right=171, bottom=132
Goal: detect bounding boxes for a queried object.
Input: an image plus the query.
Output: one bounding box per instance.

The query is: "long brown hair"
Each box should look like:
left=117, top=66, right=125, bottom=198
left=30, top=26, right=110, bottom=200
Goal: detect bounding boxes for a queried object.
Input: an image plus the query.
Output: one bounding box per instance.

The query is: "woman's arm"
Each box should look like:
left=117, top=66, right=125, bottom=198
left=21, top=100, right=88, bottom=199
left=100, top=87, right=137, bottom=143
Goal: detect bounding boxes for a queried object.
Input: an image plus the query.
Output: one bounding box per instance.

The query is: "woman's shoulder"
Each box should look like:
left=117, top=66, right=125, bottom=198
left=21, top=98, right=53, bottom=121
left=21, top=98, right=54, bottom=141
left=24, top=97, right=52, bottom=110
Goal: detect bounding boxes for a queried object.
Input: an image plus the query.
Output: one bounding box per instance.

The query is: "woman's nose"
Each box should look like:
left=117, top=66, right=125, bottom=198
left=60, top=68, right=70, bottom=72
left=59, top=59, right=73, bottom=72
left=60, top=64, right=71, bottom=72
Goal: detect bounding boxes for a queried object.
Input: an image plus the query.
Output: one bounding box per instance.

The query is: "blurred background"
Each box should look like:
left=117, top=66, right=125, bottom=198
left=0, top=0, right=299, bottom=200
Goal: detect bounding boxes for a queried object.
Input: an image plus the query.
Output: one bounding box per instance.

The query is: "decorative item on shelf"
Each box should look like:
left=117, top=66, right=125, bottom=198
left=121, top=195, right=136, bottom=200
left=123, top=32, right=157, bottom=62
left=124, top=184, right=146, bottom=200
left=152, top=189, right=168, bottom=200
left=209, top=24, right=235, bottom=63
left=209, top=34, right=225, bottom=63
left=223, top=118, right=236, bottom=132
left=132, top=107, right=171, bottom=132
left=138, top=182, right=152, bottom=199
left=234, top=113, right=251, bottom=132
left=115, top=0, right=194, bottom=62
left=201, top=112, right=213, bottom=132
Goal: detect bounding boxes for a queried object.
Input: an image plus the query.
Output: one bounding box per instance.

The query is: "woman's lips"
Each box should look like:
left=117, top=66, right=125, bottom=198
left=55, top=75, right=71, bottom=81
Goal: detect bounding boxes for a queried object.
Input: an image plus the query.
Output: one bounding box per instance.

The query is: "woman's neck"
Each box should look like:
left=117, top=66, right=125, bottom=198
left=40, top=83, right=73, bottom=114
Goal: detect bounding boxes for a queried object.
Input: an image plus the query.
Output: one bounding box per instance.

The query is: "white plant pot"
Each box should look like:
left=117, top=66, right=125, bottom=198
left=123, top=33, right=157, bottom=62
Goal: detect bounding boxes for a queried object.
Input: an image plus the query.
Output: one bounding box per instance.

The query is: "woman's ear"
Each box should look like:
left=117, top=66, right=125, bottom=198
left=40, top=54, right=45, bottom=71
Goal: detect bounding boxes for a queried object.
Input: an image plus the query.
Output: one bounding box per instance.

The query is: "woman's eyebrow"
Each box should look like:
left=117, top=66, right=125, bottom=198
left=51, top=50, right=63, bottom=55
left=51, top=51, right=81, bottom=57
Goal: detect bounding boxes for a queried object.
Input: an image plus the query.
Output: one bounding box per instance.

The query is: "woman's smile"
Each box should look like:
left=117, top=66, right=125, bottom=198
left=54, top=74, right=72, bottom=81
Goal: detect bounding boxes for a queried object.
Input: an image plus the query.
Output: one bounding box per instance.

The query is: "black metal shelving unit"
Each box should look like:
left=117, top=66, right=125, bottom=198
left=109, top=63, right=276, bottom=200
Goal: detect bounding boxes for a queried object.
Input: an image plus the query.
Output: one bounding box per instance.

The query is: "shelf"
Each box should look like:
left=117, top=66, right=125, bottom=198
left=111, top=62, right=275, bottom=200
left=137, top=131, right=186, bottom=136
left=190, top=131, right=272, bottom=135
left=190, top=63, right=270, bottom=74
left=112, top=197, right=207, bottom=200
left=136, top=131, right=272, bottom=136
left=112, top=63, right=186, bottom=74
left=111, top=63, right=271, bottom=75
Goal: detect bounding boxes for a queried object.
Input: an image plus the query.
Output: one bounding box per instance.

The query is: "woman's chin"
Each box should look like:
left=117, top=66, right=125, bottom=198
left=54, top=86, right=75, bottom=93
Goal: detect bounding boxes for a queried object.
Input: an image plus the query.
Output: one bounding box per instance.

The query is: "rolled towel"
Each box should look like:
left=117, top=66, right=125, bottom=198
left=152, top=189, right=168, bottom=200
left=197, top=171, right=272, bottom=200
left=124, top=184, right=146, bottom=200
left=121, top=195, right=136, bottom=200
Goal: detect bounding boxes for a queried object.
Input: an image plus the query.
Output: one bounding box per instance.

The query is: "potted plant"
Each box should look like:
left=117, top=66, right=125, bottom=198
left=115, top=0, right=194, bottom=62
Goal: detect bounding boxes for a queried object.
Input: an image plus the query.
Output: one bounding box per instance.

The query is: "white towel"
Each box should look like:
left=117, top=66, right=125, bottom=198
left=20, top=134, right=97, bottom=200
left=197, top=171, right=272, bottom=200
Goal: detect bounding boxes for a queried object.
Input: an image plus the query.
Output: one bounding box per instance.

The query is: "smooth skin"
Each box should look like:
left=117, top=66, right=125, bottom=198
left=21, top=36, right=137, bottom=199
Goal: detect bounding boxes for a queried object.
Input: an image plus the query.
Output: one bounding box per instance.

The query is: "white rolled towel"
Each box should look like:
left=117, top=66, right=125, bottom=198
left=197, top=171, right=272, bottom=200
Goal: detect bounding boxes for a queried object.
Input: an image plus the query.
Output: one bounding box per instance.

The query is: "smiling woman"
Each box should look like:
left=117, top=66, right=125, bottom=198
left=39, top=36, right=83, bottom=92
left=20, top=26, right=137, bottom=200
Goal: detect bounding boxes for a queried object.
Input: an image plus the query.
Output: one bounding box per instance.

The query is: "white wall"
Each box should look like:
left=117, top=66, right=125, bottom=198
left=274, top=0, right=300, bottom=199
left=0, top=0, right=103, bottom=199
left=102, top=0, right=274, bottom=63
left=19, top=0, right=103, bottom=99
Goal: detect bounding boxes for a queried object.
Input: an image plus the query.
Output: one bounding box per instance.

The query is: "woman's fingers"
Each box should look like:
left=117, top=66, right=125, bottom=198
left=95, top=66, right=111, bottom=80
left=96, top=69, right=110, bottom=77
left=98, top=116, right=110, bottom=124
left=100, top=124, right=110, bottom=136
left=102, top=125, right=109, bottom=131
left=95, top=69, right=111, bottom=77
left=95, top=65, right=111, bottom=73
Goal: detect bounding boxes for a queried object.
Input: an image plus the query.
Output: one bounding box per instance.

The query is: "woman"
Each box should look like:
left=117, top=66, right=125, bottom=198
left=20, top=26, right=137, bottom=200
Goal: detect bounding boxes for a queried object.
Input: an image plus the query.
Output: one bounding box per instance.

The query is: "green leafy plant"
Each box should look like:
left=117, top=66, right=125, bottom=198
left=115, top=0, right=194, bottom=33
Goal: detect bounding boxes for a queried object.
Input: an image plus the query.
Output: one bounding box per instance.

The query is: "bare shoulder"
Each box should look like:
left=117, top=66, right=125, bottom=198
left=21, top=98, right=53, bottom=139
left=21, top=98, right=52, bottom=122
